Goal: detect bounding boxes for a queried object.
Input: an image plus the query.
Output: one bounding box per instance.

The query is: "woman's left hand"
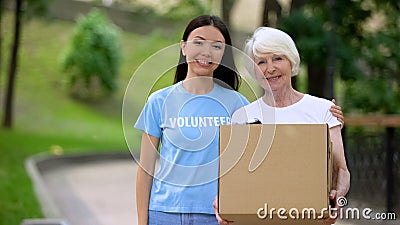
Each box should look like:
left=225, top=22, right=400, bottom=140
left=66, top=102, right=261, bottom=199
left=322, top=190, right=342, bottom=225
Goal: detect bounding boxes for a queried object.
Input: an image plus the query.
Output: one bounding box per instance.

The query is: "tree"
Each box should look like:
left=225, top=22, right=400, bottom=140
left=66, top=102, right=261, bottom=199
left=0, top=0, right=4, bottom=79
left=2, top=0, right=23, bottom=128
left=261, top=0, right=281, bottom=27
left=62, top=9, right=122, bottom=100
left=221, top=0, right=236, bottom=28
left=343, top=1, right=400, bottom=114
left=164, top=0, right=210, bottom=21
left=1, top=0, right=50, bottom=128
left=279, top=0, right=370, bottom=99
left=278, top=0, right=399, bottom=114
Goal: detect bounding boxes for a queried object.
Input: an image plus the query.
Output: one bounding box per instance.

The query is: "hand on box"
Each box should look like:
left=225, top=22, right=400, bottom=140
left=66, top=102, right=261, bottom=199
left=322, top=190, right=341, bottom=225
left=213, top=196, right=234, bottom=225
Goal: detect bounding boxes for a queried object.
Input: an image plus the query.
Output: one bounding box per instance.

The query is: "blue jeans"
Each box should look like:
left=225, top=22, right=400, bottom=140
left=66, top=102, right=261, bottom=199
left=148, top=210, right=218, bottom=225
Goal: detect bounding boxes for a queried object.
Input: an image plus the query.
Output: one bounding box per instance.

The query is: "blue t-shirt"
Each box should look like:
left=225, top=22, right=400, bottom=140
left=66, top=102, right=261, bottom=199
left=135, top=81, right=249, bottom=214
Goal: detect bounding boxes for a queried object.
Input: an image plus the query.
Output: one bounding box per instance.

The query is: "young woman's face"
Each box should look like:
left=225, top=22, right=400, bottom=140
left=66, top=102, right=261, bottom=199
left=181, top=25, right=225, bottom=78
left=254, top=53, right=293, bottom=91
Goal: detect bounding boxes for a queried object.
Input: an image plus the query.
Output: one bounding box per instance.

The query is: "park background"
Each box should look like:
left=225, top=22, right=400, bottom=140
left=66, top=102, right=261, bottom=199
left=0, top=0, right=399, bottom=224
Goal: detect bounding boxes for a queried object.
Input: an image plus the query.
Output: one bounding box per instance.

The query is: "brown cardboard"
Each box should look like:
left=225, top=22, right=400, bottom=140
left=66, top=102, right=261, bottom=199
left=218, top=124, right=332, bottom=225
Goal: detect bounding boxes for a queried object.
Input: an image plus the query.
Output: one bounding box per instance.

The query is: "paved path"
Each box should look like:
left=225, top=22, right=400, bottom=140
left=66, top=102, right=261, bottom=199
left=33, top=154, right=397, bottom=225
left=40, top=157, right=138, bottom=225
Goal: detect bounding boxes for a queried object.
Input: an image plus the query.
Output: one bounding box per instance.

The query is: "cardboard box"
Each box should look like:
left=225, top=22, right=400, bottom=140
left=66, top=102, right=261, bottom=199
left=218, top=124, right=332, bottom=225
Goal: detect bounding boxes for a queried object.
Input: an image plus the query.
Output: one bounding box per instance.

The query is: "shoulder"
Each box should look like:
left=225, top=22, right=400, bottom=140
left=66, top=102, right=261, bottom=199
left=232, top=98, right=259, bottom=113
left=147, top=84, right=178, bottom=102
left=232, top=98, right=263, bottom=124
left=304, top=94, right=341, bottom=127
left=215, top=84, right=250, bottom=104
left=243, top=98, right=264, bottom=110
left=303, top=94, right=333, bottom=107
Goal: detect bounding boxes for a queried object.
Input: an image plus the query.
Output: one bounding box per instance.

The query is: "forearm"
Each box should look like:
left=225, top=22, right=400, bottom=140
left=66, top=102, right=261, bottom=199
left=136, top=167, right=153, bottom=225
left=334, top=167, right=350, bottom=197
left=330, top=126, right=350, bottom=197
left=136, top=132, right=159, bottom=225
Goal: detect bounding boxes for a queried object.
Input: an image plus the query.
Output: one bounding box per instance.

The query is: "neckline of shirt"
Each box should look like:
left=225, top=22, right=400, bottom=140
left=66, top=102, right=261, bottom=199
left=176, top=81, right=219, bottom=96
left=260, top=94, right=308, bottom=110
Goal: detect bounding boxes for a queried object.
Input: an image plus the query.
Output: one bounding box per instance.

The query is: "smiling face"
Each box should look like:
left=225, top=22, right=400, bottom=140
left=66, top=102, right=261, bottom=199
left=254, top=53, right=293, bottom=91
left=181, top=26, right=225, bottom=78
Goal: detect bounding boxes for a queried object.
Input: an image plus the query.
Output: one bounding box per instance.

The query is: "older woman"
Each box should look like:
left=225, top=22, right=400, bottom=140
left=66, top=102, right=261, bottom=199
left=216, top=27, right=350, bottom=225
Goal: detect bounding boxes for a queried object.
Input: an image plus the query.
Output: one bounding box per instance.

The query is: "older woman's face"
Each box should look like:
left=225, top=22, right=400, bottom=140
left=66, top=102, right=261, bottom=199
left=254, top=53, right=292, bottom=91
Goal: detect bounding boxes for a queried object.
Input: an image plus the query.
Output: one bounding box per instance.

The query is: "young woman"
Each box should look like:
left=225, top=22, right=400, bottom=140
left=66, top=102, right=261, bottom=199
left=134, top=15, right=249, bottom=225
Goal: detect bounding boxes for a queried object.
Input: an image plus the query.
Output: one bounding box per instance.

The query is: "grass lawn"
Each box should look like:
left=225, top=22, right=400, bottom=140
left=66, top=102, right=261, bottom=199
left=0, top=12, right=176, bottom=224
left=0, top=10, right=262, bottom=224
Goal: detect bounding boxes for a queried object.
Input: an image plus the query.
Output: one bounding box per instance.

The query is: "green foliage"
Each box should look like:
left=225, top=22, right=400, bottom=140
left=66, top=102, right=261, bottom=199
left=281, top=0, right=400, bottom=114
left=334, top=37, right=362, bottom=81
left=25, top=0, right=52, bottom=19
left=280, top=5, right=365, bottom=80
left=343, top=3, right=400, bottom=114
left=344, top=79, right=400, bottom=114
left=163, top=0, right=211, bottom=21
left=62, top=9, right=122, bottom=99
left=280, top=10, right=328, bottom=64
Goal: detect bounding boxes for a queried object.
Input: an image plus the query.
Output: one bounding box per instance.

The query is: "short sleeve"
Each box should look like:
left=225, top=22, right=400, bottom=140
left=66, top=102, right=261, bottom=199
left=134, top=94, right=163, bottom=138
left=231, top=107, right=249, bottom=124
left=238, top=93, right=250, bottom=106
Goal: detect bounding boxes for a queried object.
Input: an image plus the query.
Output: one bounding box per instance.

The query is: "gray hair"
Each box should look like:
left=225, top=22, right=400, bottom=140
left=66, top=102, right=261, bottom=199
left=244, top=27, right=300, bottom=76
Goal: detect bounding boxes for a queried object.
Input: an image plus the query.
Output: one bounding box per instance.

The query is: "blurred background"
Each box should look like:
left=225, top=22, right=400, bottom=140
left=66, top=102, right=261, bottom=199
left=0, top=0, right=399, bottom=224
